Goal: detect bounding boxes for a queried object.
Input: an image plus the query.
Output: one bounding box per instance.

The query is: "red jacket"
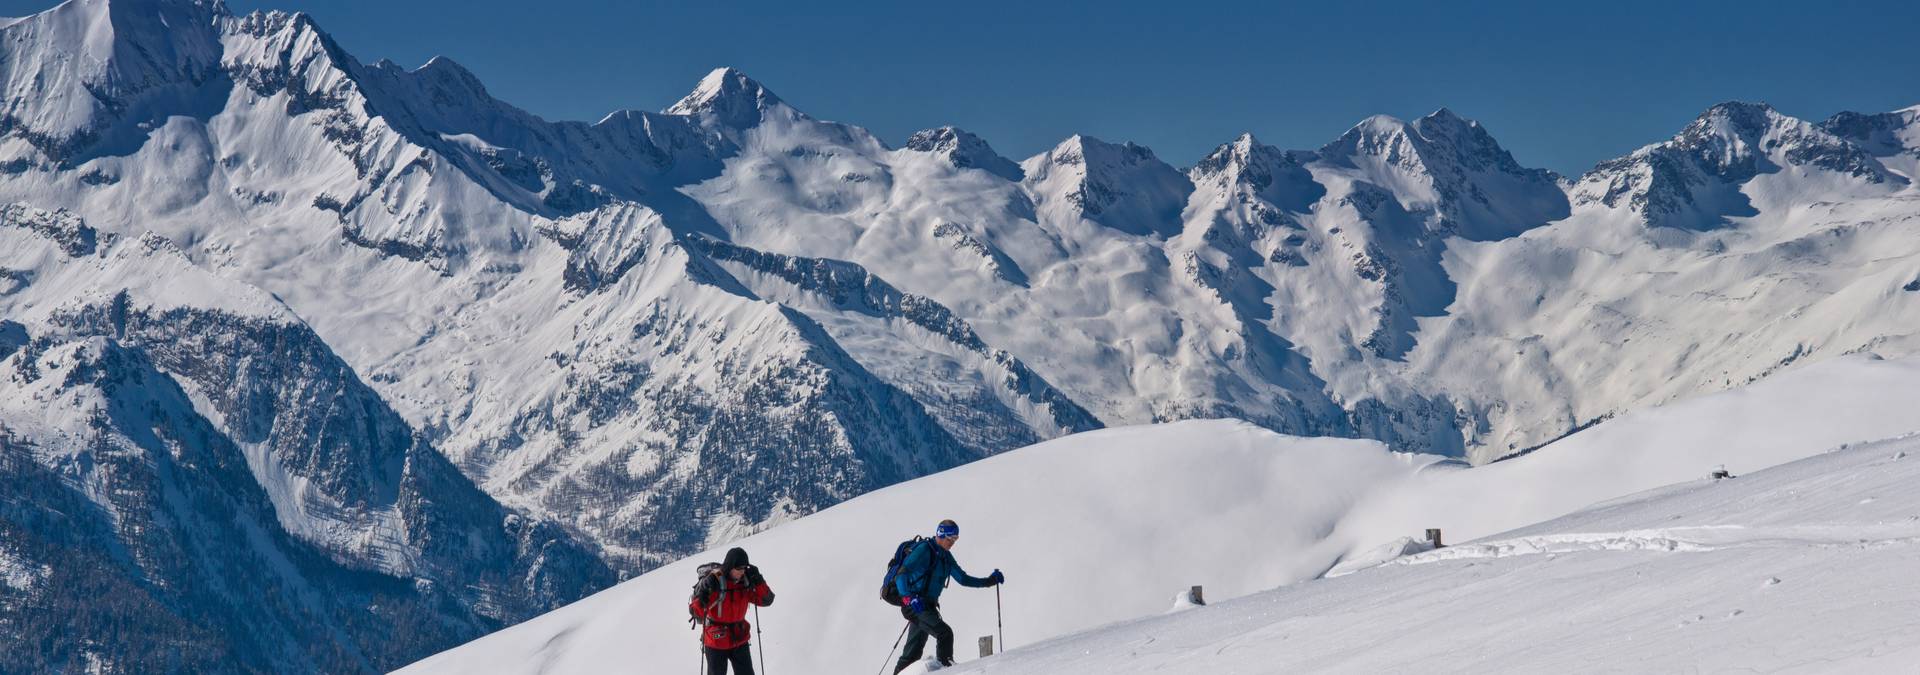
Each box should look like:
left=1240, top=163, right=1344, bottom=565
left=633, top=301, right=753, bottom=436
left=689, top=575, right=774, bottom=650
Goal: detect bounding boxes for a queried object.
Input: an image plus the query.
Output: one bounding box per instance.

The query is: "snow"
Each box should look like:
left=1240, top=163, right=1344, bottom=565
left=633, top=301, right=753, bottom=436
left=953, top=432, right=1920, bottom=673
left=171, top=375, right=414, bottom=575
left=400, top=422, right=1429, bottom=675
left=0, top=549, right=47, bottom=591
left=1342, top=353, right=1920, bottom=546
left=402, top=352, right=1920, bottom=675
left=0, top=0, right=225, bottom=159
left=0, top=225, right=296, bottom=326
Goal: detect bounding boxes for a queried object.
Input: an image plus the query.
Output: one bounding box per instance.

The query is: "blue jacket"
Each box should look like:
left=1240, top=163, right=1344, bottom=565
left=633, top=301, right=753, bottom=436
left=893, top=539, right=992, bottom=603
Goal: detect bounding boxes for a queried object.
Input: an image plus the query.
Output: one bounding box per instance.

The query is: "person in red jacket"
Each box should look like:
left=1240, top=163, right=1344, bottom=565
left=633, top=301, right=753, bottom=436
left=689, top=547, right=774, bottom=675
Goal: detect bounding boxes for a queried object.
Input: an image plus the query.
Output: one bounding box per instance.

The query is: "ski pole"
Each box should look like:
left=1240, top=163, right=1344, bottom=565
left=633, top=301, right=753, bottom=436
left=876, top=622, right=909, bottom=675
left=754, top=604, right=766, bottom=675
left=995, top=584, right=1005, bottom=651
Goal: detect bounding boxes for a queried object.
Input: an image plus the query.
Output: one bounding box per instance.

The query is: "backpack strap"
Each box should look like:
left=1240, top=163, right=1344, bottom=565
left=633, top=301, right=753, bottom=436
left=913, top=539, right=940, bottom=596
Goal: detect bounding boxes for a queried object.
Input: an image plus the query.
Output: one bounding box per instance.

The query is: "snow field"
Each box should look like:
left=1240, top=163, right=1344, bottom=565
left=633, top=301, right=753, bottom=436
left=955, top=433, right=1920, bottom=674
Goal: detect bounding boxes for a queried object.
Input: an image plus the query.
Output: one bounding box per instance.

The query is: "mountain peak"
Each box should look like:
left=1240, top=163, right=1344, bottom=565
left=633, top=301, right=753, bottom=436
left=1023, top=134, right=1190, bottom=235
left=1189, top=132, right=1319, bottom=209
left=1413, top=107, right=1478, bottom=137
left=904, top=126, right=1022, bottom=180
left=1668, top=100, right=1888, bottom=181
left=664, top=66, right=785, bottom=125
left=416, top=54, right=470, bottom=75
left=1319, top=108, right=1543, bottom=183
left=1682, top=100, right=1782, bottom=142
left=1701, top=99, right=1778, bottom=118
left=409, top=55, right=490, bottom=97
left=1192, top=132, right=1285, bottom=181
left=1319, top=114, right=1422, bottom=166
left=1315, top=108, right=1566, bottom=237
left=1578, top=100, right=1895, bottom=225
left=1029, top=134, right=1177, bottom=183
left=1352, top=114, right=1412, bottom=136
left=0, top=0, right=228, bottom=161
left=1821, top=105, right=1920, bottom=158
left=1410, top=108, right=1534, bottom=176
left=1041, top=134, right=1160, bottom=167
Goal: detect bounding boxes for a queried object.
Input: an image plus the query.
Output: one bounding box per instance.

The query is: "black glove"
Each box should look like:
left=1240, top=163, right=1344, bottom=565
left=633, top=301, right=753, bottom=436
left=745, top=564, right=766, bottom=587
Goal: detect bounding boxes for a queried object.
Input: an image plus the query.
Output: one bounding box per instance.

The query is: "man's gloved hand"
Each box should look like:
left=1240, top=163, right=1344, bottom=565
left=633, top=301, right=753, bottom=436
left=905, top=595, right=925, bottom=613
left=988, top=569, right=1004, bottom=585
left=745, top=564, right=766, bottom=587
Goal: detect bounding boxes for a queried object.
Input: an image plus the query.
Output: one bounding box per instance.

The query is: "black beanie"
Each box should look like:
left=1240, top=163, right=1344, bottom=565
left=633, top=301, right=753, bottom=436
left=723, top=547, right=750, bottom=569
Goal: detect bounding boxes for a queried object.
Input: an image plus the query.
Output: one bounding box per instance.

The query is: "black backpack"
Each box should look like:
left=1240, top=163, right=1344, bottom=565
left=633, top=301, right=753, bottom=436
left=690, top=562, right=722, bottom=617
left=879, top=537, right=936, bottom=606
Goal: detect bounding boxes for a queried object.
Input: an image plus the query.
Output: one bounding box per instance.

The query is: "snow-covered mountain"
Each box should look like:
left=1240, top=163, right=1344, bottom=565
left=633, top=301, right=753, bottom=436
left=5, top=0, right=1920, bottom=669
left=1409, top=101, right=1920, bottom=458
left=400, top=353, right=1920, bottom=675
left=0, top=224, right=612, bottom=672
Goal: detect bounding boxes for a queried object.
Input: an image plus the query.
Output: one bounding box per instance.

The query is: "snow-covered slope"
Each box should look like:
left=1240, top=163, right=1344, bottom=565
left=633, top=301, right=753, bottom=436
left=0, top=0, right=225, bottom=164
left=402, top=353, right=1920, bottom=675
left=0, top=0, right=1026, bottom=572
left=401, top=421, right=1427, bottom=675
left=1174, top=111, right=1572, bottom=455
left=951, top=432, right=1920, bottom=673
left=0, top=219, right=612, bottom=671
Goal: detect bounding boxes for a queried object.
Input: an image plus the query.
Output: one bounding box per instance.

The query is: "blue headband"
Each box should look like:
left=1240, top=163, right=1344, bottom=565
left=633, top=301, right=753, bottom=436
left=935, top=522, right=959, bottom=539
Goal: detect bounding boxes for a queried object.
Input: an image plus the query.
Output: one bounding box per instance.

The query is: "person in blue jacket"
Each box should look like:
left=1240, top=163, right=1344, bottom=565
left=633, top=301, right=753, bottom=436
left=894, top=519, right=1004, bottom=673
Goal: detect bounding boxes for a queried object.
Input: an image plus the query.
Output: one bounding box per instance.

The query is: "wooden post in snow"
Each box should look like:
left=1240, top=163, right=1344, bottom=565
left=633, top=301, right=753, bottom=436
left=1426, top=528, right=1444, bottom=548
left=978, top=635, right=994, bottom=657
left=1189, top=585, right=1206, bottom=606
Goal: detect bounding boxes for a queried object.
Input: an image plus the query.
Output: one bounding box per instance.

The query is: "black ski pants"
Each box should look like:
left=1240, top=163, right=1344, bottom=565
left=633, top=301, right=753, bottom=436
left=704, top=644, right=754, bottom=675
left=894, top=604, right=954, bottom=673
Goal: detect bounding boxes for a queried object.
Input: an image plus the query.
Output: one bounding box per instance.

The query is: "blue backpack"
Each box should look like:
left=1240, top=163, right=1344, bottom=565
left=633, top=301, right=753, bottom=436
left=879, top=537, right=934, bottom=606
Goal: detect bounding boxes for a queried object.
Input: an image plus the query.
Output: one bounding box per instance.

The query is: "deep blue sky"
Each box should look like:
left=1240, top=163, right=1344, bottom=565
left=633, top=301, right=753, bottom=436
left=10, top=0, right=1920, bottom=174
